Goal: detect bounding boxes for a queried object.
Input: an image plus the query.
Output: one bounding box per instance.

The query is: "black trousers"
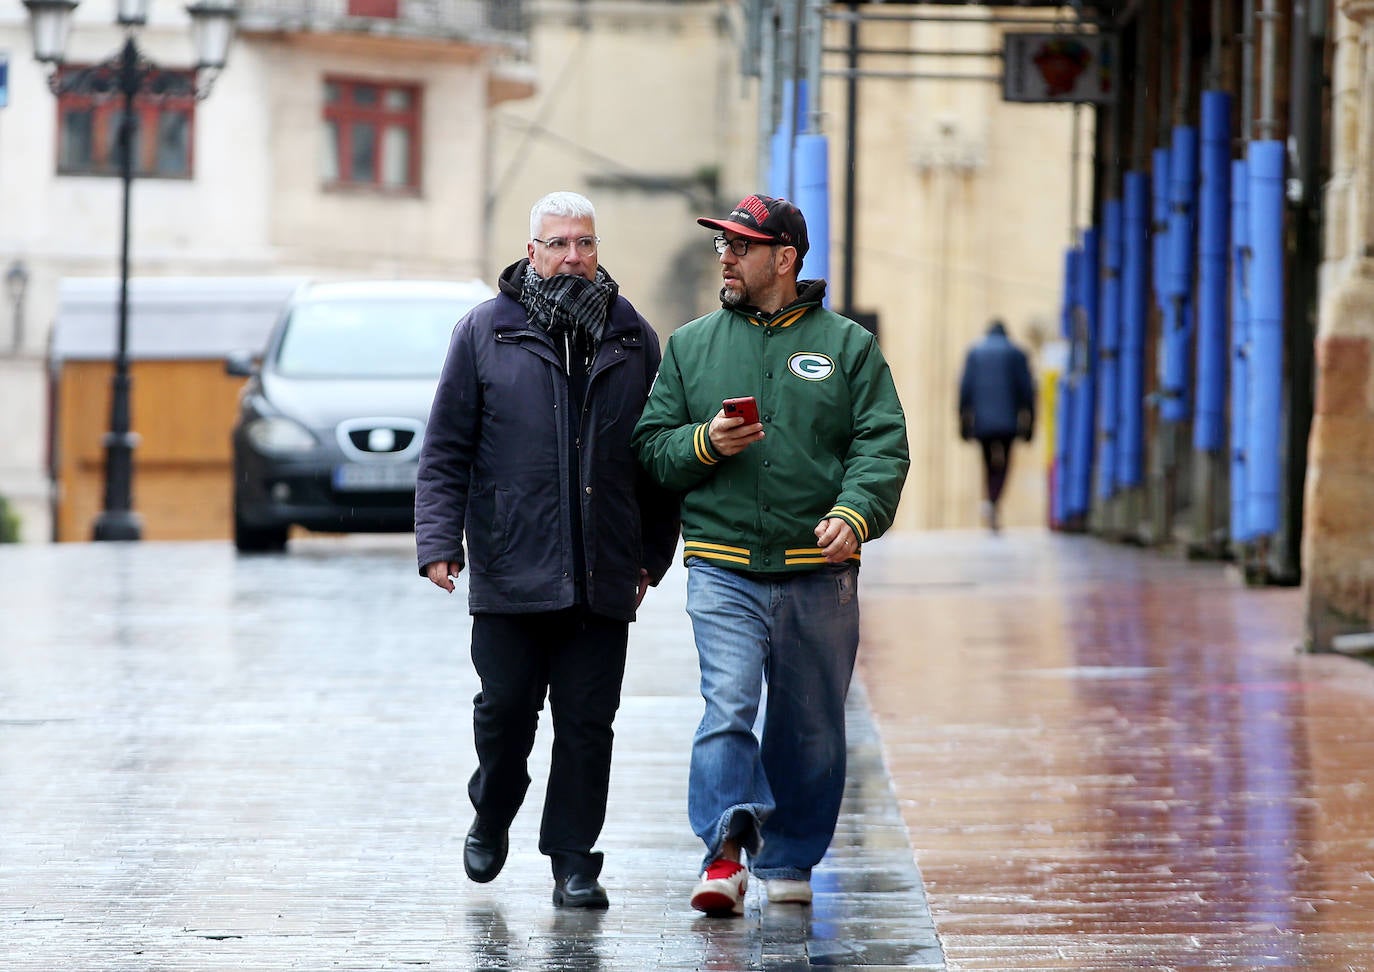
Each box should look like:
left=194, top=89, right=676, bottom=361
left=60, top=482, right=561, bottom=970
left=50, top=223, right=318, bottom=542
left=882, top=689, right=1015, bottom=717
left=979, top=436, right=1016, bottom=505
left=468, top=608, right=629, bottom=881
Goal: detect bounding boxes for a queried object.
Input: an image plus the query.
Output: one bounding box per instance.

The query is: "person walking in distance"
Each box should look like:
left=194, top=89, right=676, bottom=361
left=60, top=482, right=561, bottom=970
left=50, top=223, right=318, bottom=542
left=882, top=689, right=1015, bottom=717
left=957, top=319, right=1036, bottom=532
left=415, top=190, right=680, bottom=909
left=633, top=194, right=909, bottom=916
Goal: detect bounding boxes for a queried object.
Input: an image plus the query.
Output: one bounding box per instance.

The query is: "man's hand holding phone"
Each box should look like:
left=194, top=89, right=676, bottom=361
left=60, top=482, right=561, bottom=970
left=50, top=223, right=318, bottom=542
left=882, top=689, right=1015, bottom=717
left=710, top=396, right=765, bottom=456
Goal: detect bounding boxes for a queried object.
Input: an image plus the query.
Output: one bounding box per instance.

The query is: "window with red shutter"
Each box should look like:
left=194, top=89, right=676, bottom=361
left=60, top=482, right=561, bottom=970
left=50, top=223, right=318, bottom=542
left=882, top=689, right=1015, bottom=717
left=322, top=77, right=422, bottom=192
left=54, top=66, right=196, bottom=178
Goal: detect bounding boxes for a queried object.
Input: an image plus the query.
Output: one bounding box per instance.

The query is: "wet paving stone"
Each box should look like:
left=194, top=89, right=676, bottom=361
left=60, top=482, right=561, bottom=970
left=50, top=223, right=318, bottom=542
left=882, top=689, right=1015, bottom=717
left=859, top=530, right=1374, bottom=971
left=1, top=536, right=940, bottom=971
left=13, top=529, right=1373, bottom=969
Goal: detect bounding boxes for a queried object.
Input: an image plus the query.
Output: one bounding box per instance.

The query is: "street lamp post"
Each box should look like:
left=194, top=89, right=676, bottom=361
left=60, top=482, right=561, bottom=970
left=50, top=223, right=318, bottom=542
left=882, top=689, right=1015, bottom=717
left=21, top=0, right=238, bottom=542
left=5, top=260, right=28, bottom=354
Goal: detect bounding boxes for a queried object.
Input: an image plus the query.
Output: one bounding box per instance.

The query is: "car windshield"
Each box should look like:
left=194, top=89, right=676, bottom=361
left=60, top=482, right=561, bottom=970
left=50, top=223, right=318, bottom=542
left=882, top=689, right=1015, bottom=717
left=273, top=297, right=465, bottom=378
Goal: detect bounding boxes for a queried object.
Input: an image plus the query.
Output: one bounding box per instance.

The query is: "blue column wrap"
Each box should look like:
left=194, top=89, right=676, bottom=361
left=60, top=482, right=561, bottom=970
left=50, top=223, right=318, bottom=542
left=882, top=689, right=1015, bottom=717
left=1151, top=146, right=1171, bottom=309
left=1068, top=229, right=1099, bottom=518
left=1097, top=200, right=1123, bottom=499
left=1245, top=141, right=1285, bottom=537
left=1053, top=246, right=1077, bottom=524
left=1119, top=171, right=1149, bottom=489
left=769, top=81, right=797, bottom=199
left=794, top=134, right=830, bottom=305
left=1162, top=127, right=1198, bottom=423
left=1195, top=94, right=1231, bottom=452
left=1230, top=158, right=1252, bottom=541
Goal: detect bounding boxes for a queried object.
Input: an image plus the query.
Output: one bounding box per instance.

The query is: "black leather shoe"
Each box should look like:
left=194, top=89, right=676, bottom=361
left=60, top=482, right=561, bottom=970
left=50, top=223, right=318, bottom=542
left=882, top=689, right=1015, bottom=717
left=463, top=819, right=508, bottom=884
left=552, top=873, right=609, bottom=909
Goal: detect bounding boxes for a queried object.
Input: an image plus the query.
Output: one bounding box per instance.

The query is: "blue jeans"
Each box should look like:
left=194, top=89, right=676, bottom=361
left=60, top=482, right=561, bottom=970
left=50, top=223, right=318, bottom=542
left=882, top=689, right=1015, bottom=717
left=685, top=560, right=860, bottom=880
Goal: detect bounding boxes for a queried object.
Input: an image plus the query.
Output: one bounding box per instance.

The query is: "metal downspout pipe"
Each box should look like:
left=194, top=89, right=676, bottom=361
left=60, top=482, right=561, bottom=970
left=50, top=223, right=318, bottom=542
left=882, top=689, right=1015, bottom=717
left=768, top=0, right=799, bottom=198
left=795, top=0, right=831, bottom=294
left=757, top=0, right=777, bottom=191
left=840, top=1, right=858, bottom=313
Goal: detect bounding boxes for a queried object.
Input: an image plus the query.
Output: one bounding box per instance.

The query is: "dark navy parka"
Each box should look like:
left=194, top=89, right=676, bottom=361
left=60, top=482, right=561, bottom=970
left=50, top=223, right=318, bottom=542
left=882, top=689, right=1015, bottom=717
left=415, top=263, right=680, bottom=622
left=957, top=326, right=1036, bottom=441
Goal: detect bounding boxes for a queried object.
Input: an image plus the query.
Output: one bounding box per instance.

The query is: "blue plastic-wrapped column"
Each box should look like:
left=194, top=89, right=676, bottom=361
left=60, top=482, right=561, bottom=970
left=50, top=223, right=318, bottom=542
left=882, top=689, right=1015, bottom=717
left=1245, top=141, right=1285, bottom=536
left=1230, top=158, right=1252, bottom=541
left=1053, top=246, right=1078, bottom=526
left=1068, top=228, right=1099, bottom=519
left=1096, top=200, right=1123, bottom=499
left=794, top=133, right=830, bottom=303
left=1162, top=126, right=1199, bottom=424
left=1118, top=171, right=1149, bottom=490
left=769, top=80, right=798, bottom=199
left=1195, top=92, right=1232, bottom=452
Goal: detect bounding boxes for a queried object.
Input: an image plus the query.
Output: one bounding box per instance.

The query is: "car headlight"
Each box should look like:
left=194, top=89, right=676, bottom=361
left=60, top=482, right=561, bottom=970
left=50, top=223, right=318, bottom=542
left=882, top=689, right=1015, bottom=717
left=244, top=416, right=318, bottom=455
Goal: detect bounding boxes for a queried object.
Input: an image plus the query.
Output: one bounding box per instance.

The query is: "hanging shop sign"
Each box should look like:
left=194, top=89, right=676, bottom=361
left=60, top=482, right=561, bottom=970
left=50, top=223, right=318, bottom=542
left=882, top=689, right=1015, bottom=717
left=1002, top=32, right=1119, bottom=105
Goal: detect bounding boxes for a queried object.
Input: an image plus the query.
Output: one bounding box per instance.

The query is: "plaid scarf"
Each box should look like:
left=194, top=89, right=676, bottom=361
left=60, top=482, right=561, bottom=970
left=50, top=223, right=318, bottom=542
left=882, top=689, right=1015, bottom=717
left=519, top=263, right=618, bottom=352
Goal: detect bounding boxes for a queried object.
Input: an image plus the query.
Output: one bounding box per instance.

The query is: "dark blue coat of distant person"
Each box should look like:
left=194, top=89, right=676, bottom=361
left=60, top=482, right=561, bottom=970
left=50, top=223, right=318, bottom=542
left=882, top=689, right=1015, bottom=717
left=958, top=321, right=1035, bottom=441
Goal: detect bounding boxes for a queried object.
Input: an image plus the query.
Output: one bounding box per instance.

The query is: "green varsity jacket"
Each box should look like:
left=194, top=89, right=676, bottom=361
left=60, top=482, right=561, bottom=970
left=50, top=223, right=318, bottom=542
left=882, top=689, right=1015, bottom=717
left=633, top=287, right=910, bottom=572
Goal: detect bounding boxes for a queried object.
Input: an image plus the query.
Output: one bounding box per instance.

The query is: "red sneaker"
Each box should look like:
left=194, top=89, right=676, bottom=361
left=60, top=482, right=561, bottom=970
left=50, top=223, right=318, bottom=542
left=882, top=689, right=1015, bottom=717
left=690, top=859, right=748, bottom=916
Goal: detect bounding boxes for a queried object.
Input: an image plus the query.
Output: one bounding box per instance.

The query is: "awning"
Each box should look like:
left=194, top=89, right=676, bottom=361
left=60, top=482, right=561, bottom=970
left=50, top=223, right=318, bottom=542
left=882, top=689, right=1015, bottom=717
left=49, top=276, right=307, bottom=363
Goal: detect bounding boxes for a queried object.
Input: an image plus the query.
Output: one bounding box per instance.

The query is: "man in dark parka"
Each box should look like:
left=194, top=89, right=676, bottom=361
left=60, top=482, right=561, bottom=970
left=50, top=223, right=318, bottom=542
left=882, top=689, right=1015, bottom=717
left=958, top=319, right=1036, bottom=531
left=415, top=191, right=679, bottom=909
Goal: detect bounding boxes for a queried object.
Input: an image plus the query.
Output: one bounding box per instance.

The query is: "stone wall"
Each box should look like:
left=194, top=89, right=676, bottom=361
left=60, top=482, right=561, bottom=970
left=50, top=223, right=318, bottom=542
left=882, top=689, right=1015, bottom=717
left=1304, top=2, right=1374, bottom=648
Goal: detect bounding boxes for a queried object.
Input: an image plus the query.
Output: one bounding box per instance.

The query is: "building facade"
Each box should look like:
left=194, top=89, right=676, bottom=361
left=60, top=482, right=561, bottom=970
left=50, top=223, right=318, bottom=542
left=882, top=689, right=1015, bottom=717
left=1306, top=1, right=1374, bottom=649
left=0, top=0, right=533, bottom=541
left=1, top=0, right=1088, bottom=542
left=491, top=1, right=1082, bottom=533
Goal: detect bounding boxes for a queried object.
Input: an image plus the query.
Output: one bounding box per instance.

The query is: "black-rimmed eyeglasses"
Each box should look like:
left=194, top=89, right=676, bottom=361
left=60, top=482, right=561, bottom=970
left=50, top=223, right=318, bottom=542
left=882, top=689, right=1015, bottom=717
left=714, top=235, right=775, bottom=257
left=533, top=235, right=600, bottom=255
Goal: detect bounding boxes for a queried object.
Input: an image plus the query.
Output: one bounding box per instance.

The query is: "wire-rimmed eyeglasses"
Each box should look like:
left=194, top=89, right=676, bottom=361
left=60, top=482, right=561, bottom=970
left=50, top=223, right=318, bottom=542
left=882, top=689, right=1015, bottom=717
left=533, top=235, right=600, bottom=255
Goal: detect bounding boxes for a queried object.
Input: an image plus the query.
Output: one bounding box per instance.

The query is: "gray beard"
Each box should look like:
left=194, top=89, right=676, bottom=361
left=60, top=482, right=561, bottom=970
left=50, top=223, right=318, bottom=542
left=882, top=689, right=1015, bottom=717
left=720, top=284, right=744, bottom=307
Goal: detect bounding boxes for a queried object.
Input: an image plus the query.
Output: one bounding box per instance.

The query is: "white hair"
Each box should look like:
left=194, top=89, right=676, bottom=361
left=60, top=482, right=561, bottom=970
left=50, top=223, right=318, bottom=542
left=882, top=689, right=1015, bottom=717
left=529, top=191, right=596, bottom=239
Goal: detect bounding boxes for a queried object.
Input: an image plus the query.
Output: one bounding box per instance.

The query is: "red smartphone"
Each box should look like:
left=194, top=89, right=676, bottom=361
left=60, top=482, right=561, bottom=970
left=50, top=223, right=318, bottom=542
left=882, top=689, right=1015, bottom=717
left=722, top=396, right=760, bottom=425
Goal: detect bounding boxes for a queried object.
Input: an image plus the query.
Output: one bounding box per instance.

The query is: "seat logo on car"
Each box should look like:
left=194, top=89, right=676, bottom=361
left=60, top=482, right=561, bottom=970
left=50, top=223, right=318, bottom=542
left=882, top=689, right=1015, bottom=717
left=368, top=428, right=397, bottom=453
left=788, top=352, right=835, bottom=381
left=337, top=417, right=424, bottom=462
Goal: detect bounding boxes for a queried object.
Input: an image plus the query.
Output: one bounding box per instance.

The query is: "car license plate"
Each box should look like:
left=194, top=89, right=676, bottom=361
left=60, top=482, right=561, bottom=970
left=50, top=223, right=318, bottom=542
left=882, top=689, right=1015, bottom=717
left=332, top=462, right=418, bottom=492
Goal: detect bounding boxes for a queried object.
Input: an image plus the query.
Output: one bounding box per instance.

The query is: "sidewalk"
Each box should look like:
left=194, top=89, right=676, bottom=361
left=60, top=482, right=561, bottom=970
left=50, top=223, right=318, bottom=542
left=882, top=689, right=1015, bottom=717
left=4, top=530, right=1373, bottom=970
left=0, top=535, right=938, bottom=972
left=858, top=529, right=1374, bottom=970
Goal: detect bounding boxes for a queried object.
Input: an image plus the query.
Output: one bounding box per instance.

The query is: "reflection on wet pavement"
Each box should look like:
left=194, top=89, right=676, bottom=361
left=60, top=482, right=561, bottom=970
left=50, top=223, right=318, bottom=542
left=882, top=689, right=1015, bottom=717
left=13, top=530, right=1366, bottom=969
left=0, top=536, right=940, bottom=971
left=860, top=530, right=1374, bottom=970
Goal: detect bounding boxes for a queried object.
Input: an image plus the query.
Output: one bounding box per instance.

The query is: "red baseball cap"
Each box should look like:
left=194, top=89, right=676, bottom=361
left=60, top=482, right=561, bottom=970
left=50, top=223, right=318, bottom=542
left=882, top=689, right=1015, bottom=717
left=698, top=194, right=809, bottom=258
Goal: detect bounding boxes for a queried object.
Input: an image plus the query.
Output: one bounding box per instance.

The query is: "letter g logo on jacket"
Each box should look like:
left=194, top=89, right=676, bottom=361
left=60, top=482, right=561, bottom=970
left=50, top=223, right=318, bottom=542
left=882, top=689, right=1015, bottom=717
left=788, top=352, right=835, bottom=381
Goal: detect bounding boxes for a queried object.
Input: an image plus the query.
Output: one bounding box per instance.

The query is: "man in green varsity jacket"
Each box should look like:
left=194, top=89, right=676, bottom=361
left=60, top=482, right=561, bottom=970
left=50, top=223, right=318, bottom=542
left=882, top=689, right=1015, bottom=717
left=633, top=194, right=909, bottom=916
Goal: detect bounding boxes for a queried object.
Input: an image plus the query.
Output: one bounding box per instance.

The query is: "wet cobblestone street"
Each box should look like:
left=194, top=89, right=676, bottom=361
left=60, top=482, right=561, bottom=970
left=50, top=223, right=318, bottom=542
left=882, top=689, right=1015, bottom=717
left=859, top=532, right=1374, bottom=970
left=5, top=530, right=1374, bottom=970
left=0, top=536, right=936, bottom=971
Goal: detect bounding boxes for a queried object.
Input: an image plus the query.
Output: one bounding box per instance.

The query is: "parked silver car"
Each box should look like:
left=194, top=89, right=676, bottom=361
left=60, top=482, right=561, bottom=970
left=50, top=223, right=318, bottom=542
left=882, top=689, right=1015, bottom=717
left=226, top=279, right=493, bottom=552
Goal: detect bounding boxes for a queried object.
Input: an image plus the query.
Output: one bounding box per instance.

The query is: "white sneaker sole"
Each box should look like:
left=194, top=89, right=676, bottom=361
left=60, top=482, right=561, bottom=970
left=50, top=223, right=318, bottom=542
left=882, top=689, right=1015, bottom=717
left=765, top=879, right=813, bottom=905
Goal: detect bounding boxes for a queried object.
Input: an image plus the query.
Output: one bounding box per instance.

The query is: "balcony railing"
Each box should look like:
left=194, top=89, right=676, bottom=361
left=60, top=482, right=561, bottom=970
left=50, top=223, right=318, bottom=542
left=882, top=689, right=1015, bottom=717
left=237, top=0, right=527, bottom=46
